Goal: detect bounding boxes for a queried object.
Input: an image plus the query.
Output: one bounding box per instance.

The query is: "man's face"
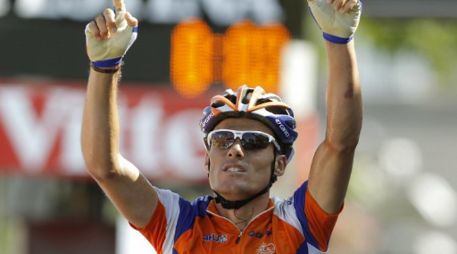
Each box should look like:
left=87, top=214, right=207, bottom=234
left=207, top=118, right=280, bottom=201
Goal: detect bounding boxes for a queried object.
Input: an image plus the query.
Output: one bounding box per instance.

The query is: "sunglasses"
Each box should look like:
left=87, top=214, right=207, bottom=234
left=206, top=129, right=281, bottom=151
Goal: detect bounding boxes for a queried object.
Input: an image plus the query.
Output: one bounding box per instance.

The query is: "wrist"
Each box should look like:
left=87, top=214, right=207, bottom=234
left=90, top=63, right=121, bottom=74
left=92, top=57, right=123, bottom=68
left=325, top=39, right=355, bottom=54
left=323, top=33, right=353, bottom=44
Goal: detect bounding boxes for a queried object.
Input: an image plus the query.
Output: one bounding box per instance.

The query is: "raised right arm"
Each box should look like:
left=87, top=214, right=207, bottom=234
left=81, top=7, right=158, bottom=228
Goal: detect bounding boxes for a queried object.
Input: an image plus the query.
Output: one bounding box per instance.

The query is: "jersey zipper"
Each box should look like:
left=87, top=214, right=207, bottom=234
left=206, top=205, right=275, bottom=244
left=235, top=231, right=243, bottom=244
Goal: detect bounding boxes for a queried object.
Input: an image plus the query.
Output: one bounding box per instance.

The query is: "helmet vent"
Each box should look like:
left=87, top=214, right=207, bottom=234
left=255, top=98, right=271, bottom=105
left=226, top=94, right=237, bottom=104
left=241, top=90, right=254, bottom=104
left=211, top=101, right=225, bottom=107
left=266, top=106, right=288, bottom=115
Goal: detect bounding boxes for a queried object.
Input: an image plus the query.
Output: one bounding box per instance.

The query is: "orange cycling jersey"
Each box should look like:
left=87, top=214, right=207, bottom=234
left=131, top=182, right=340, bottom=254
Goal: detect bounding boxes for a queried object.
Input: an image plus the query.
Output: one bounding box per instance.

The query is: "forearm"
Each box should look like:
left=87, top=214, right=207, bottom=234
left=81, top=69, right=122, bottom=178
left=324, top=41, right=362, bottom=150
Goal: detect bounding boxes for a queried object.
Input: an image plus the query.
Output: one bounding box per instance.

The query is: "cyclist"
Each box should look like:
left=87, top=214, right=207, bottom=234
left=82, top=0, right=362, bottom=252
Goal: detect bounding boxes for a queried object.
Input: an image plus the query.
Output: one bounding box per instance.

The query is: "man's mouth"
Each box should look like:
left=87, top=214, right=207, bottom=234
left=223, top=164, right=247, bottom=173
left=225, top=167, right=245, bottom=173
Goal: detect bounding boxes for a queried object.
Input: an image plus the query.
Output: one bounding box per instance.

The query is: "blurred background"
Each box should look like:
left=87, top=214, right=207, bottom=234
left=1, top=0, right=456, bottom=253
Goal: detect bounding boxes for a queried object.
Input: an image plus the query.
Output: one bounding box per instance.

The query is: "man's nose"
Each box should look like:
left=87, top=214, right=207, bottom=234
left=227, top=139, right=244, bottom=158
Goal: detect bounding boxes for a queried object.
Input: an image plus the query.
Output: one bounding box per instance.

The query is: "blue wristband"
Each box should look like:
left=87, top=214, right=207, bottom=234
left=323, top=33, right=353, bottom=44
left=92, top=57, right=123, bottom=68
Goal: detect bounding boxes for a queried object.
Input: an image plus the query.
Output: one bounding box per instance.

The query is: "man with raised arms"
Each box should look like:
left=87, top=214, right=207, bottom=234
left=82, top=0, right=362, bottom=252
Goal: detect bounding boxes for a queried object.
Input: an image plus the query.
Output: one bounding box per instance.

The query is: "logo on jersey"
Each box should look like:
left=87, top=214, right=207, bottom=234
left=249, top=230, right=272, bottom=238
left=203, top=233, right=228, bottom=243
left=256, top=242, right=276, bottom=254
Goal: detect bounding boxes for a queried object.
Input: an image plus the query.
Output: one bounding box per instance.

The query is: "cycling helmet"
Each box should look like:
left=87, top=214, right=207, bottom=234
left=200, top=85, right=298, bottom=160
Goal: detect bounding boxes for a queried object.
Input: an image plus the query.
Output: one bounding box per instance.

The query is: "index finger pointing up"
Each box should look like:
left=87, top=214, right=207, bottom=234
left=113, top=0, right=126, bottom=11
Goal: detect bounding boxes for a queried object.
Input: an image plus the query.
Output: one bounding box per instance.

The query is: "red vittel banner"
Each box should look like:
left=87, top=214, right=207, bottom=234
left=0, top=81, right=213, bottom=181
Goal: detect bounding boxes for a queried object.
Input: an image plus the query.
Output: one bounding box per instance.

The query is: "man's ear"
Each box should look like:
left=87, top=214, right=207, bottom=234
left=274, top=155, right=287, bottom=176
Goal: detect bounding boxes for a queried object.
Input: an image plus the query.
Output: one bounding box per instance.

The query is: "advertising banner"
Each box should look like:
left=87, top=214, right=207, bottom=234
left=0, top=81, right=212, bottom=181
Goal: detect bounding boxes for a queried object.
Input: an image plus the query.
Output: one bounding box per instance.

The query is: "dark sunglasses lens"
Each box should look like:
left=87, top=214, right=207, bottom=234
left=241, top=133, right=270, bottom=150
left=211, top=131, right=235, bottom=149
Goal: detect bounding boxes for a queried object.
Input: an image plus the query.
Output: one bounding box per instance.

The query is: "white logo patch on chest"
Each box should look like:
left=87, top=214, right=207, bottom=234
left=256, top=242, right=276, bottom=254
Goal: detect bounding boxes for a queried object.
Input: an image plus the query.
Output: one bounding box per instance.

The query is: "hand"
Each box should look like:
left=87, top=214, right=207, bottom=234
left=85, top=0, right=138, bottom=68
left=307, top=0, right=362, bottom=44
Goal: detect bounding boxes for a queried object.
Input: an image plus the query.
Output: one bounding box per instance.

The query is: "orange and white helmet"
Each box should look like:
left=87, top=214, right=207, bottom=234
left=200, top=85, right=298, bottom=160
